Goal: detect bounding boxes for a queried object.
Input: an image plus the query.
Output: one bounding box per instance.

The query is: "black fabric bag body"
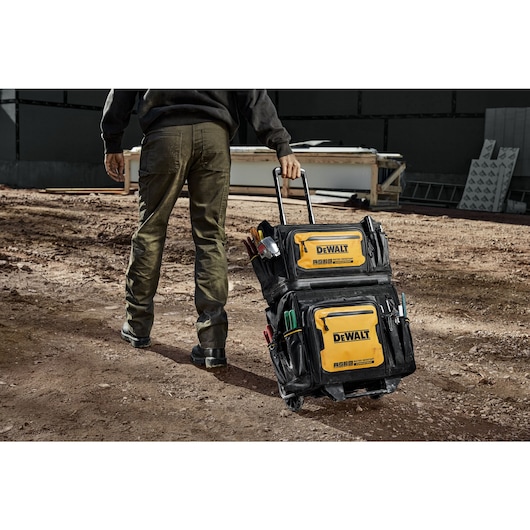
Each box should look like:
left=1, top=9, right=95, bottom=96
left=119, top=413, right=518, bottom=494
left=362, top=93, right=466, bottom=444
left=248, top=169, right=415, bottom=411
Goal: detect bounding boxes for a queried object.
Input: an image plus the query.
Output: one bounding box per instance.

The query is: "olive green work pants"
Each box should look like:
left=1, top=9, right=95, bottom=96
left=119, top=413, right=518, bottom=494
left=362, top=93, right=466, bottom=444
left=125, top=122, right=231, bottom=348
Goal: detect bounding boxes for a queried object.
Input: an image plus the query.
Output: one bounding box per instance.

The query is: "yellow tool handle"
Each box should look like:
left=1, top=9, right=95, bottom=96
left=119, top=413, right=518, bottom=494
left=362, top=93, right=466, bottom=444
left=250, top=227, right=261, bottom=245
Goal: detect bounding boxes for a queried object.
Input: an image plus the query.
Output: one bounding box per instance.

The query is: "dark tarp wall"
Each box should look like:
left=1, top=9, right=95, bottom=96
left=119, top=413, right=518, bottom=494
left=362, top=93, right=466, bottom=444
left=1, top=89, right=530, bottom=191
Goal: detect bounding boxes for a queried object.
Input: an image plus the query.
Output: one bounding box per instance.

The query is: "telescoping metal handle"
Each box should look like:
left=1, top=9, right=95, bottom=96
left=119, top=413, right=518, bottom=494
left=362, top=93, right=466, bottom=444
left=272, top=167, right=315, bottom=225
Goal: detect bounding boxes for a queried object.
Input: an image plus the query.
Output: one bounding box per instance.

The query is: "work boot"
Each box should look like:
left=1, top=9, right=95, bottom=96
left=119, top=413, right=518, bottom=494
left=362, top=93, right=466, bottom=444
left=121, top=322, right=151, bottom=348
left=190, top=345, right=227, bottom=368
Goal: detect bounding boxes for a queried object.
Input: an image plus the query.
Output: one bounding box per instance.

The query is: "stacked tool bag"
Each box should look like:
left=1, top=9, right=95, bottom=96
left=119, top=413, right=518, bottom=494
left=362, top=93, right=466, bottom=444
left=246, top=168, right=416, bottom=411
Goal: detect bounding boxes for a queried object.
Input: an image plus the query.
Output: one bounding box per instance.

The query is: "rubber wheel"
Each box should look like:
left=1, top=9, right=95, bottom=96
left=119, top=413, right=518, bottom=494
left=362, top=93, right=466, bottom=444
left=278, top=382, right=304, bottom=412
left=284, top=395, right=304, bottom=412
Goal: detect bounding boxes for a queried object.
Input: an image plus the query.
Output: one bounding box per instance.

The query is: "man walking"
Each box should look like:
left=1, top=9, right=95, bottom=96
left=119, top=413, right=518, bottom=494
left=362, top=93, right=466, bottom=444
left=101, top=90, right=300, bottom=368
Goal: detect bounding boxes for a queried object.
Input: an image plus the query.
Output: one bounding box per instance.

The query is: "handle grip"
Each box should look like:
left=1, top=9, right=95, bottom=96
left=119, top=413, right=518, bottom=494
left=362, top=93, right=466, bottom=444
left=272, top=167, right=315, bottom=225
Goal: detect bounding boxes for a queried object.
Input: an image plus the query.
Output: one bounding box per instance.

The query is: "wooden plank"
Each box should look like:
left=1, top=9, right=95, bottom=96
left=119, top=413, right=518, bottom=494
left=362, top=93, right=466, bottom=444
left=230, top=152, right=378, bottom=165
left=227, top=194, right=354, bottom=211
left=379, top=185, right=402, bottom=194
left=229, top=153, right=278, bottom=163
left=376, top=156, right=403, bottom=168
left=370, top=164, right=379, bottom=206
left=225, top=186, right=277, bottom=196
left=43, top=188, right=129, bottom=195
left=379, top=162, right=406, bottom=192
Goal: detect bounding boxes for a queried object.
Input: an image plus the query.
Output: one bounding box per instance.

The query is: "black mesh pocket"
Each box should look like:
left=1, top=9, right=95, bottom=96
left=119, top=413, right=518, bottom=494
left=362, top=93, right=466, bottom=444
left=281, top=329, right=311, bottom=392
left=398, top=317, right=416, bottom=374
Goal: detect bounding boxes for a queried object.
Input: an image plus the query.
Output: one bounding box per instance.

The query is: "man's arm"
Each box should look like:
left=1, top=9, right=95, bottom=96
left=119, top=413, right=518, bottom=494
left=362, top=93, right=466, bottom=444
left=100, top=90, right=139, bottom=181
left=236, top=90, right=301, bottom=180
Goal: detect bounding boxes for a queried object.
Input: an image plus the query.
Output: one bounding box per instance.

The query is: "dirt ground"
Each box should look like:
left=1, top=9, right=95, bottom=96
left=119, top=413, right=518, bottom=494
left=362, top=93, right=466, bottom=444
left=1, top=187, right=529, bottom=442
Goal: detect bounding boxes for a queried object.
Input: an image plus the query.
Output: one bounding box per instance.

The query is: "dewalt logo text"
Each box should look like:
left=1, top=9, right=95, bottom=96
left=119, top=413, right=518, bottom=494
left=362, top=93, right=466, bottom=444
left=316, top=244, right=349, bottom=254
left=333, top=330, right=370, bottom=343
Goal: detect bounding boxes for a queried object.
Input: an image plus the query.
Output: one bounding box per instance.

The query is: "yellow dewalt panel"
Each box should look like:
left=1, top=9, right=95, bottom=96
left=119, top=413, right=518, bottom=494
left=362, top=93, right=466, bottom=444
left=294, top=230, right=366, bottom=270
left=314, top=304, right=384, bottom=372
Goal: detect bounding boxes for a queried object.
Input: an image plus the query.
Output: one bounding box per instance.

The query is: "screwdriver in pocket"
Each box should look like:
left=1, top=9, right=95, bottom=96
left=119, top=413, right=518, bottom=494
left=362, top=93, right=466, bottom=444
left=250, top=227, right=261, bottom=245
left=242, top=237, right=258, bottom=258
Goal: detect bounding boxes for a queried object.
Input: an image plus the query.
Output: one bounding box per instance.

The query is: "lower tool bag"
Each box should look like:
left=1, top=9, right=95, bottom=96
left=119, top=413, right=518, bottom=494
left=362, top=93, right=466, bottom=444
left=264, top=282, right=415, bottom=411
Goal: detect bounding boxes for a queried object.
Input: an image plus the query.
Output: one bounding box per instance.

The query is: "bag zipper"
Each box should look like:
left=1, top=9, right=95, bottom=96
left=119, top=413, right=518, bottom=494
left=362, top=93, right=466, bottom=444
left=299, top=234, right=361, bottom=253
left=319, top=308, right=375, bottom=331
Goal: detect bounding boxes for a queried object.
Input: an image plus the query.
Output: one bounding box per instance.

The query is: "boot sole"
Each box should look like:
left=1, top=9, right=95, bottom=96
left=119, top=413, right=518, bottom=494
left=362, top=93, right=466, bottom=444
left=121, top=330, right=151, bottom=348
left=205, top=357, right=227, bottom=368
left=190, top=354, right=227, bottom=368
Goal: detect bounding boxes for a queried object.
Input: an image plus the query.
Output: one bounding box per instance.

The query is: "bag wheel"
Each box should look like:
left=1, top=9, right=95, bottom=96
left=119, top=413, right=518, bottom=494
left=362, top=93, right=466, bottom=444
left=284, top=395, right=304, bottom=412
left=278, top=383, right=304, bottom=412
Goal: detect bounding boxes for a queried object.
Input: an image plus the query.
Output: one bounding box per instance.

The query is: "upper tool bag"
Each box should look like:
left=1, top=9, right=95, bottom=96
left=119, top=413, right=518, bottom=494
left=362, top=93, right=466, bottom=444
left=250, top=168, right=392, bottom=304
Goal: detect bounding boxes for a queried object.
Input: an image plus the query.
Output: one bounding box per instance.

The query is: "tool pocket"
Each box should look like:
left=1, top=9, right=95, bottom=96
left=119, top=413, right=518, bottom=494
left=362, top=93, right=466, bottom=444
left=378, top=295, right=416, bottom=376
left=360, top=215, right=391, bottom=273
left=267, top=340, right=292, bottom=388
left=285, top=227, right=370, bottom=278
left=250, top=254, right=274, bottom=289
left=279, top=328, right=312, bottom=392
left=266, top=327, right=312, bottom=393
left=311, top=302, right=385, bottom=373
left=399, top=316, right=415, bottom=372
left=299, top=284, right=416, bottom=381
left=265, top=299, right=312, bottom=393
left=294, top=230, right=366, bottom=270
left=283, top=328, right=307, bottom=377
